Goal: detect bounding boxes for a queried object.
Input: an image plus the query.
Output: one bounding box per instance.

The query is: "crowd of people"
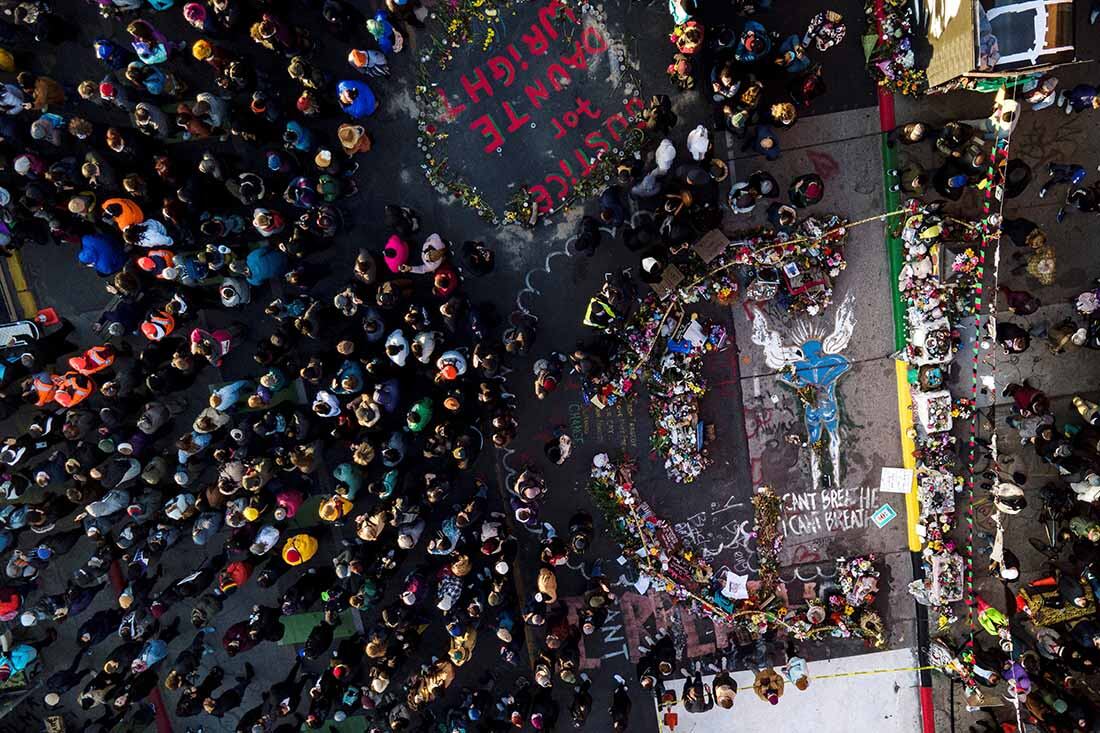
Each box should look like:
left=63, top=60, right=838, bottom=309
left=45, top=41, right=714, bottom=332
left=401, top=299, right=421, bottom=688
left=886, top=93, right=1100, bottom=733
left=0, top=0, right=677, bottom=730
left=934, top=362, right=1100, bottom=731
left=12, top=0, right=1100, bottom=728
left=667, top=0, right=846, bottom=155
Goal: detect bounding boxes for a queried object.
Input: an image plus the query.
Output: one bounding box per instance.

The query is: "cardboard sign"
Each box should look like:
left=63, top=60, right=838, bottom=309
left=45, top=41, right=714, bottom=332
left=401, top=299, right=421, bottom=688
left=692, top=229, right=729, bottom=264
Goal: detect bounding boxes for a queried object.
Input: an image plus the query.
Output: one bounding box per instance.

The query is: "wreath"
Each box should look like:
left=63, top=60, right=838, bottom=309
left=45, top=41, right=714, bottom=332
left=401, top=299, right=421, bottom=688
left=413, top=0, right=649, bottom=224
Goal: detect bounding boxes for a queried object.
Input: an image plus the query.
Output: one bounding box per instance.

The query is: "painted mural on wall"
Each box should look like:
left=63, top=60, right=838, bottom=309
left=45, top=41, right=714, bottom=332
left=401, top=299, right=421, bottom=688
left=750, top=293, right=855, bottom=492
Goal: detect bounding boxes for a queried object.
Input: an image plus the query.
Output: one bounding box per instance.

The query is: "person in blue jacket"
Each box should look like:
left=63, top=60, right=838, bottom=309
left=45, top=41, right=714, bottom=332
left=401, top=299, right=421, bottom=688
left=734, top=20, right=771, bottom=63
left=0, top=643, right=37, bottom=681
left=78, top=233, right=127, bottom=276
left=774, top=35, right=811, bottom=74
left=366, top=11, right=399, bottom=54
left=337, top=80, right=377, bottom=119
left=243, top=245, right=288, bottom=287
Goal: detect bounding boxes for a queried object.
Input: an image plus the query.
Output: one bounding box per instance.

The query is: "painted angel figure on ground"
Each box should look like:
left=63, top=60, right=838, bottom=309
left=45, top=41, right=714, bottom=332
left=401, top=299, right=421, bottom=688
left=750, top=293, right=856, bottom=491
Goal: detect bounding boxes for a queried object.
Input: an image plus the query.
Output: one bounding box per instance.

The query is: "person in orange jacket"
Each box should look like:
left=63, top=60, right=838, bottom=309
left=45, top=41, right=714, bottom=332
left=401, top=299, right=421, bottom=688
left=68, top=344, right=117, bottom=376
left=53, top=372, right=96, bottom=408
left=24, top=373, right=61, bottom=407
left=101, top=197, right=144, bottom=231
left=140, top=309, right=175, bottom=341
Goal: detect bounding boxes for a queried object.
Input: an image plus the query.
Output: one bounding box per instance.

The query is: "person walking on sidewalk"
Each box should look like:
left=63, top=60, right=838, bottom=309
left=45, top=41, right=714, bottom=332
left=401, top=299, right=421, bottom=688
left=753, top=666, right=785, bottom=705
left=609, top=674, right=631, bottom=732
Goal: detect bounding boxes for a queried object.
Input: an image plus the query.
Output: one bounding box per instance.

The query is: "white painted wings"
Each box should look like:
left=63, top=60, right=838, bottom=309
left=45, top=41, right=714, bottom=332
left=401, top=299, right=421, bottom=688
left=822, top=292, right=856, bottom=355
left=750, top=307, right=802, bottom=370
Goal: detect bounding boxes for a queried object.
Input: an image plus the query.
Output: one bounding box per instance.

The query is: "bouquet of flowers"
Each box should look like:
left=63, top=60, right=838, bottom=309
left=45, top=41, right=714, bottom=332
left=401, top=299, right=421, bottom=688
left=751, top=487, right=784, bottom=595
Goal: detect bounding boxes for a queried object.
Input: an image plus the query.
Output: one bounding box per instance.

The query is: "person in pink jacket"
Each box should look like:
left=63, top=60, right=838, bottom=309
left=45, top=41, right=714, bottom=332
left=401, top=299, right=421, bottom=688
left=382, top=234, right=409, bottom=273
left=191, top=327, right=236, bottom=367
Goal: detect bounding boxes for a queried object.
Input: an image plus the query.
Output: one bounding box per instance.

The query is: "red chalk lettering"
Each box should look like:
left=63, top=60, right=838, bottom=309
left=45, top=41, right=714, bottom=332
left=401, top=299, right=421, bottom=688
left=487, top=57, right=516, bottom=87
left=530, top=184, right=554, bottom=213
left=583, top=130, right=610, bottom=155
left=558, top=159, right=573, bottom=179
left=435, top=87, right=467, bottom=121
left=623, top=96, right=646, bottom=118
left=521, top=25, right=551, bottom=56
left=573, top=148, right=598, bottom=177
left=469, top=113, right=504, bottom=153
left=560, top=41, right=589, bottom=71
left=545, top=173, right=569, bottom=200
left=501, top=102, right=531, bottom=133
left=460, top=67, right=494, bottom=104
left=551, top=117, right=567, bottom=139
left=507, top=44, right=523, bottom=63
left=524, top=80, right=550, bottom=109
left=581, top=26, right=609, bottom=55
left=546, top=63, right=571, bottom=91
left=576, top=97, right=602, bottom=119
left=562, top=110, right=579, bottom=128
left=603, top=112, right=628, bottom=141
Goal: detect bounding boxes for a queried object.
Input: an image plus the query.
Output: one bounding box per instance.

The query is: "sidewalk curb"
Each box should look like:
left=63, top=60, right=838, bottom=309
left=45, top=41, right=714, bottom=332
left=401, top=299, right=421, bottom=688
left=881, top=112, right=938, bottom=733
left=0, top=250, right=38, bottom=320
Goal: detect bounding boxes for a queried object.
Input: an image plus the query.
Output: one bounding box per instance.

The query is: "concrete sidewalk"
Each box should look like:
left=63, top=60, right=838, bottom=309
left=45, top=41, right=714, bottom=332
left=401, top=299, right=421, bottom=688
left=727, top=106, right=913, bottom=639
left=658, top=648, right=925, bottom=733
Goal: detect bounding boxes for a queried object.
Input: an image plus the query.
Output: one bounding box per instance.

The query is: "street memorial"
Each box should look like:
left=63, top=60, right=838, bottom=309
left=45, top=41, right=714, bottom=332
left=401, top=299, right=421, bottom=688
left=586, top=454, right=887, bottom=646
left=579, top=216, right=851, bottom=483
left=749, top=293, right=856, bottom=493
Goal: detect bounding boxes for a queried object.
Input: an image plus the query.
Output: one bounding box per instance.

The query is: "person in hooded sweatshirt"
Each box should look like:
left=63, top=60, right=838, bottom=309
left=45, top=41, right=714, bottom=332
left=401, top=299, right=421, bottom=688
left=78, top=233, right=128, bottom=276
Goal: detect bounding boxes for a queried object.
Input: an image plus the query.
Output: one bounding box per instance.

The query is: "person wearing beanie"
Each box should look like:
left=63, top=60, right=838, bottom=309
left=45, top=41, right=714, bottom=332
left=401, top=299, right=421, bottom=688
left=753, top=667, right=785, bottom=705
left=282, top=534, right=319, bottom=566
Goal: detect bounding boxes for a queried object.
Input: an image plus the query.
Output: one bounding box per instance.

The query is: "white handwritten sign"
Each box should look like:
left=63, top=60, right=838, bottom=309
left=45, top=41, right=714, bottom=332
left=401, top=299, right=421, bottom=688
left=879, top=467, right=914, bottom=494
left=721, top=571, right=749, bottom=600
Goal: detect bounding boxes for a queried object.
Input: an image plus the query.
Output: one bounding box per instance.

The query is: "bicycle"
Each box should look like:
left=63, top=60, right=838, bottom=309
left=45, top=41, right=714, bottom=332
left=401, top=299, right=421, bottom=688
left=1028, top=482, right=1073, bottom=560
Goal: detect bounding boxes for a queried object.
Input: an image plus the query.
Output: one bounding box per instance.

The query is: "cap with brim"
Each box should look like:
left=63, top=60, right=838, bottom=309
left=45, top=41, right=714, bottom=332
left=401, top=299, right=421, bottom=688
left=338, top=125, right=366, bottom=148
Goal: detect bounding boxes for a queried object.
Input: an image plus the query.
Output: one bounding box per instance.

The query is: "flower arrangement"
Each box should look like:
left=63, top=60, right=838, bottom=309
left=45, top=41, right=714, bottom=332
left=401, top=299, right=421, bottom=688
left=951, top=248, right=980, bottom=276
left=645, top=321, right=725, bottom=483
left=1075, top=288, right=1099, bottom=316
left=863, top=0, right=927, bottom=95
left=751, top=486, right=784, bottom=595
left=898, top=199, right=994, bottom=627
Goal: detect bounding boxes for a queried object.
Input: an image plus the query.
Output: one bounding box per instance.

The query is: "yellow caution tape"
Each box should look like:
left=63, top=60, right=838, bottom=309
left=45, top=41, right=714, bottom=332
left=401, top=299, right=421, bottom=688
left=810, top=664, right=937, bottom=680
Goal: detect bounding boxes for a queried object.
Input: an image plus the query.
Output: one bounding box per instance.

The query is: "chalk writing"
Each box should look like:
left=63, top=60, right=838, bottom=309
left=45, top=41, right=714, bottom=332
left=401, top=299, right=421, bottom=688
left=570, top=398, right=638, bottom=452
left=780, top=486, right=879, bottom=537
left=567, top=402, right=587, bottom=446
